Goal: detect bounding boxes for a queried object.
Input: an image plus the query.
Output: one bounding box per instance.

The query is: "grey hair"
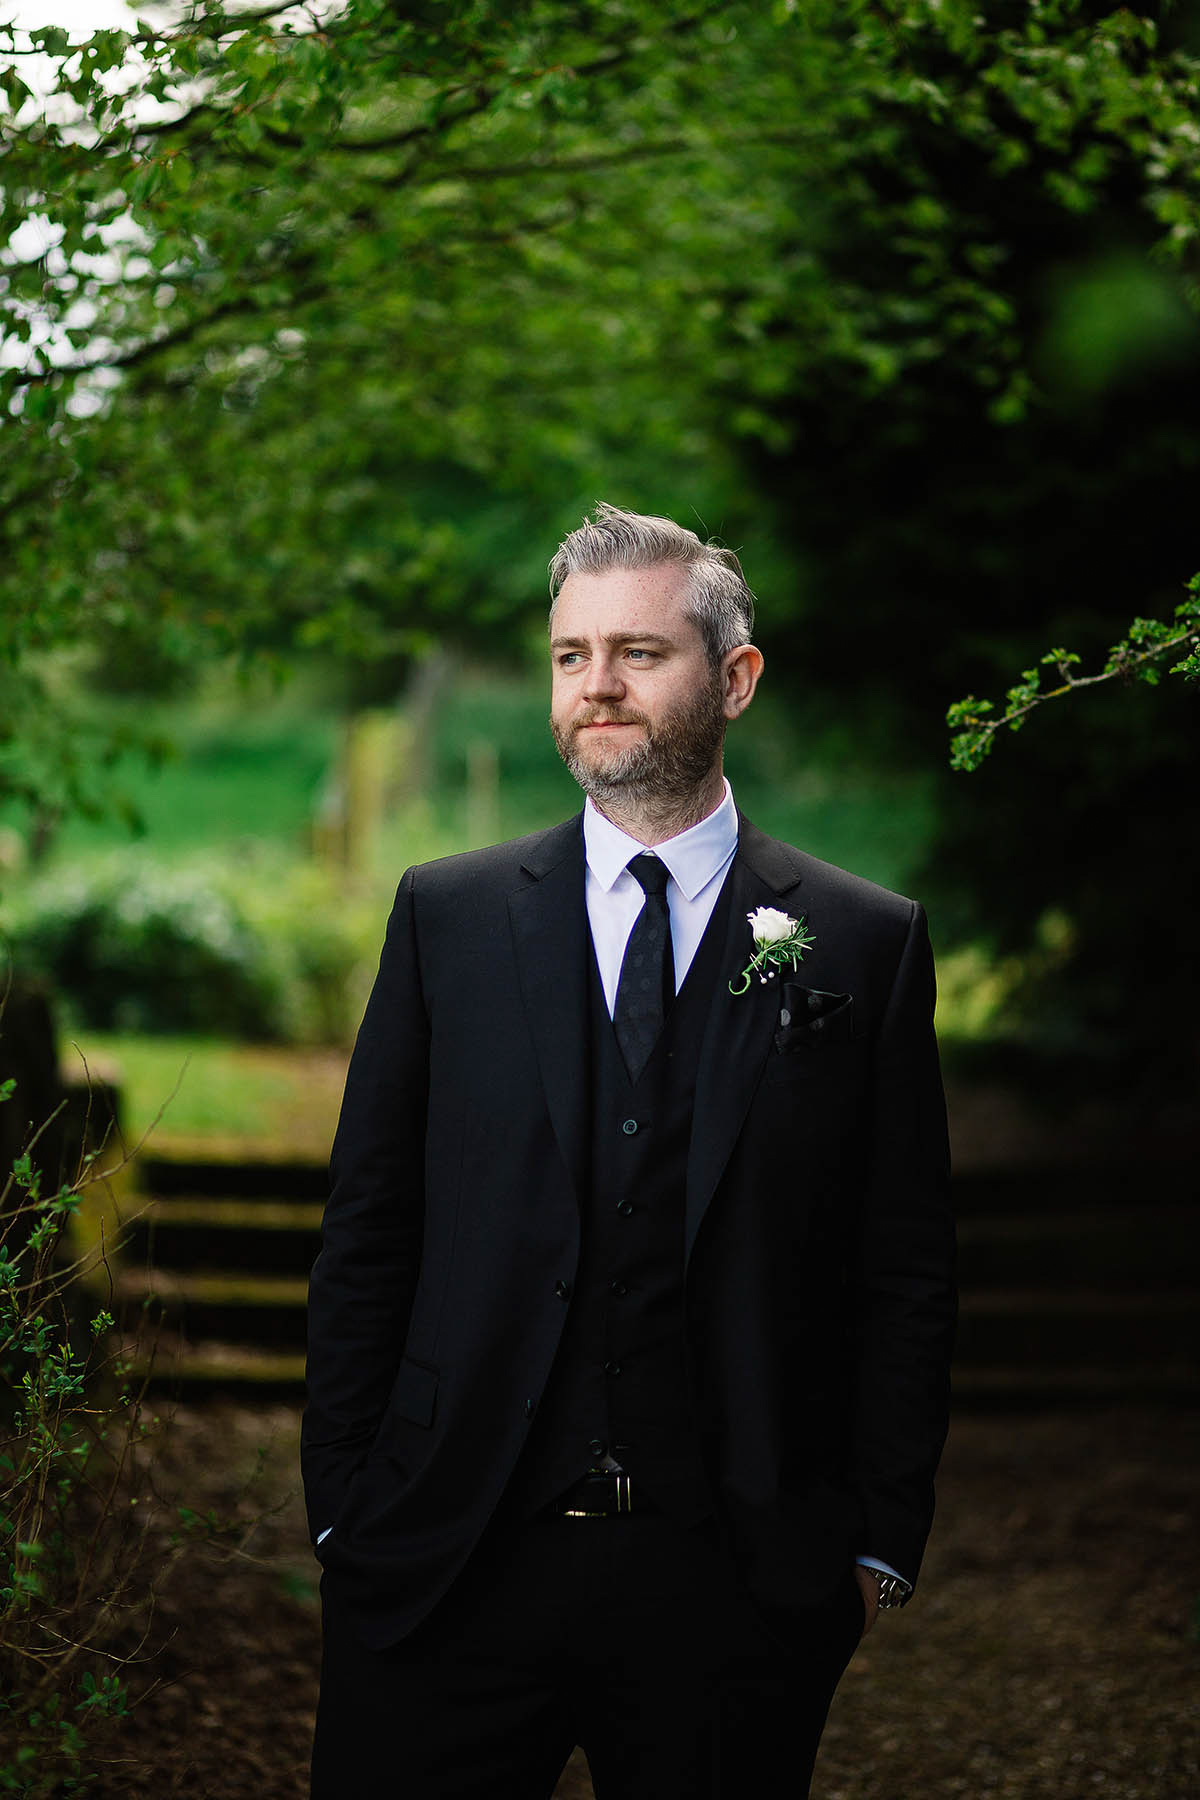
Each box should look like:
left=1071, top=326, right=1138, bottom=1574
left=548, top=502, right=755, bottom=666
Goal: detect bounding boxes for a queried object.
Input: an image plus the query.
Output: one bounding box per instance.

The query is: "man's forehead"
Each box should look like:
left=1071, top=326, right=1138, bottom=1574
left=551, top=564, right=698, bottom=639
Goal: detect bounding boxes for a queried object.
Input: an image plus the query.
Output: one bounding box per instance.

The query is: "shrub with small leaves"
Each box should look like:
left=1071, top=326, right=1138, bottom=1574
left=0, top=1066, right=151, bottom=1793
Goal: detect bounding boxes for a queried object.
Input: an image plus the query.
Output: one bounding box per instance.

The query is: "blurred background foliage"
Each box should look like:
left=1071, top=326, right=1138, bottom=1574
left=2, top=0, right=1199, bottom=1118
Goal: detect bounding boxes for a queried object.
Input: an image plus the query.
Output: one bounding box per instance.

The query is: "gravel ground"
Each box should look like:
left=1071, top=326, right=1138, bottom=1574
left=73, top=1401, right=1199, bottom=1799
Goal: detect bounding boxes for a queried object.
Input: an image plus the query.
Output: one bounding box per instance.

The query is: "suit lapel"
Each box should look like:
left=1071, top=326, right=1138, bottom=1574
left=685, top=817, right=809, bottom=1266
left=508, top=816, right=590, bottom=1202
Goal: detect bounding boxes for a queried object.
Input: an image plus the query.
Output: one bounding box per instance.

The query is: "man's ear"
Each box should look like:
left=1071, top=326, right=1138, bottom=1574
left=722, top=643, right=764, bottom=720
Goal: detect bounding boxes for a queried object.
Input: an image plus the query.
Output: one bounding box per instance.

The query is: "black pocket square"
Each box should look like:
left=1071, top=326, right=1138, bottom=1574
left=775, top=985, right=855, bottom=1051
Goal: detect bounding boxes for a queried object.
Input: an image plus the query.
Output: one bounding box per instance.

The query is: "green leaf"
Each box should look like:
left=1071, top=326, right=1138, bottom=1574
left=28, top=25, right=70, bottom=56
left=128, top=160, right=165, bottom=205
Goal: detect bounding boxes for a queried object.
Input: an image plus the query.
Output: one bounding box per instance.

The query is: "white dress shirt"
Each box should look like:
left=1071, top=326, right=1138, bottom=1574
left=583, top=779, right=739, bottom=1016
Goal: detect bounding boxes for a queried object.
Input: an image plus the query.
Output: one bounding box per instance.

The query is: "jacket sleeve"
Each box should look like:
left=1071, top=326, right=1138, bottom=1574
left=848, top=900, right=956, bottom=1588
left=301, top=867, right=430, bottom=1543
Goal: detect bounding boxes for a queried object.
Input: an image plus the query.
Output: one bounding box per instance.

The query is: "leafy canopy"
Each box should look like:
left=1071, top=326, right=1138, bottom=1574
left=2, top=1, right=1200, bottom=839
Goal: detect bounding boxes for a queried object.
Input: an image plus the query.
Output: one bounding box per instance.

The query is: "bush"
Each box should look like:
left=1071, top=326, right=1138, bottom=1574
left=5, top=856, right=376, bottom=1045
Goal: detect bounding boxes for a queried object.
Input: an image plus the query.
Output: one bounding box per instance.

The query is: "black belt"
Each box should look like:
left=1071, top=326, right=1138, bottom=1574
left=552, top=1471, right=649, bottom=1517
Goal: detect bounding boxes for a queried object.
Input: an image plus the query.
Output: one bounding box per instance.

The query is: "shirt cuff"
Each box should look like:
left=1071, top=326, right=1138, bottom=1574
left=856, top=1555, right=911, bottom=1587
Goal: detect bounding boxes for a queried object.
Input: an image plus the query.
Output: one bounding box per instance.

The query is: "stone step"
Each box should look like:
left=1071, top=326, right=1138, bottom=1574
left=128, top=1336, right=308, bottom=1401
left=115, top=1268, right=309, bottom=1350
left=138, top=1155, right=328, bottom=1202
left=124, top=1197, right=323, bottom=1276
left=104, top=1153, right=1198, bottom=1400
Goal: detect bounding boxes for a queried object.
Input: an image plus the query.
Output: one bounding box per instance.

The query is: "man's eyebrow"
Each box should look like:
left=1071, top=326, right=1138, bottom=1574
left=549, top=631, right=675, bottom=651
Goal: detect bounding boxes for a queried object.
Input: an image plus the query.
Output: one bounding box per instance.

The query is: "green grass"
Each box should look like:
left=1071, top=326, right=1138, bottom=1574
left=62, top=1034, right=344, bottom=1160
left=54, top=708, right=337, bottom=856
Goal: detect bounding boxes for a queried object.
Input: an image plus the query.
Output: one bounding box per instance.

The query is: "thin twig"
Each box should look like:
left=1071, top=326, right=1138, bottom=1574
left=1011, top=629, right=1193, bottom=730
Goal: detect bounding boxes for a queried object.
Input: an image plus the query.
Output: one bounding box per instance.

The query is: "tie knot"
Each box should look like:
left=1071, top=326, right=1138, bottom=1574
left=627, top=853, right=670, bottom=899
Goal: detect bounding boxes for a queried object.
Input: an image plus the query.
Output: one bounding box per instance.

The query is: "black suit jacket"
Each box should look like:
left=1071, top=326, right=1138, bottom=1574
left=302, top=813, right=955, bottom=1647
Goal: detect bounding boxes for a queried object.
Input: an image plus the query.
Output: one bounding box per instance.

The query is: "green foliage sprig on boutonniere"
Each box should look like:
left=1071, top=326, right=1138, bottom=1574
left=730, top=907, right=815, bottom=996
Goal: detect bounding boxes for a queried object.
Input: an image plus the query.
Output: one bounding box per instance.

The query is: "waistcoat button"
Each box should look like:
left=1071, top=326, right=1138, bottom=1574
left=621, top=1118, right=638, bottom=1135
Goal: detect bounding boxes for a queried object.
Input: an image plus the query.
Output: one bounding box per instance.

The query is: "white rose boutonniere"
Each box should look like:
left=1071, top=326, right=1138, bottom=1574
left=730, top=905, right=815, bottom=995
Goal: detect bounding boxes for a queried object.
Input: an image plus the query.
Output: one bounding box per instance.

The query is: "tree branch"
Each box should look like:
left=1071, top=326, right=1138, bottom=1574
left=410, top=136, right=697, bottom=184
left=7, top=292, right=266, bottom=393
left=403, top=124, right=829, bottom=187
left=948, top=601, right=1200, bottom=771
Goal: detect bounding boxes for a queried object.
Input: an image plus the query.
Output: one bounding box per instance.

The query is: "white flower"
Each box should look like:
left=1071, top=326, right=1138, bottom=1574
left=748, top=906, right=795, bottom=946
left=730, top=905, right=815, bottom=995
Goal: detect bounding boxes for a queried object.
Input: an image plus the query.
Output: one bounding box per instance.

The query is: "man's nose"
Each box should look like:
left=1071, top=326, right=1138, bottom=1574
left=583, top=654, right=624, bottom=700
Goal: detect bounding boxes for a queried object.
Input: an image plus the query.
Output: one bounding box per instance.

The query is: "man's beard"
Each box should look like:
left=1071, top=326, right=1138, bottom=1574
left=550, top=674, right=726, bottom=809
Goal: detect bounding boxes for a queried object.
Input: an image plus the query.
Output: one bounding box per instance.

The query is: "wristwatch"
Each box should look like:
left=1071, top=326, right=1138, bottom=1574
left=867, top=1569, right=913, bottom=1611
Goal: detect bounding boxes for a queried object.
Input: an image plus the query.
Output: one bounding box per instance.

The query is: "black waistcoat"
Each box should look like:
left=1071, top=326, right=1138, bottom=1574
left=504, top=868, right=736, bottom=1525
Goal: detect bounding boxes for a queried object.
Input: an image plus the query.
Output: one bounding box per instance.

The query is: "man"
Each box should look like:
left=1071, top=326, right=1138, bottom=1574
left=303, top=503, right=955, bottom=1799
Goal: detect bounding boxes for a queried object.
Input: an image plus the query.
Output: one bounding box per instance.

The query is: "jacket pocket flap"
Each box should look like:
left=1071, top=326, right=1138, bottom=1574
left=391, top=1356, right=439, bottom=1429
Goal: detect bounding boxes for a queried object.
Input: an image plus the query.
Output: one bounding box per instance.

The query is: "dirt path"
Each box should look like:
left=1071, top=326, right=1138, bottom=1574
left=83, top=1403, right=1199, bottom=1799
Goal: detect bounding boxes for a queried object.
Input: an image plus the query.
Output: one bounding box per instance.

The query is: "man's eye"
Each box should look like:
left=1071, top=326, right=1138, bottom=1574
left=559, top=653, right=583, bottom=667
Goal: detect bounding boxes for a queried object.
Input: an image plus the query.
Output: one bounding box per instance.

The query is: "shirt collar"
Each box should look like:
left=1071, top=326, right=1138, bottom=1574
left=583, top=778, right=738, bottom=902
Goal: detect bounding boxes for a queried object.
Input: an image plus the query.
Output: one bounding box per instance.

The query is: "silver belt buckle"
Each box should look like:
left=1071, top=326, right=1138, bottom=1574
left=562, top=1473, right=632, bottom=1517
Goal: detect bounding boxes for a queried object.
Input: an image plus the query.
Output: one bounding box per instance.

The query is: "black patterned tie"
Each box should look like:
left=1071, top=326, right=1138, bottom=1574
left=613, top=853, right=675, bottom=1081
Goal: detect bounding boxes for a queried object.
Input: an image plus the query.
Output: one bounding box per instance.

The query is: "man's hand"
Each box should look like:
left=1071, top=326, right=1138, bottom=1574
left=854, top=1565, right=880, bottom=1638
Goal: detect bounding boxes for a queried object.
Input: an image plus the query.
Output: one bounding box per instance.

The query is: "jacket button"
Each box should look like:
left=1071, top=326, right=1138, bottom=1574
left=588, top=1438, right=606, bottom=1457
left=616, top=1200, right=634, bottom=1216
left=622, top=1118, right=638, bottom=1135
left=524, top=1397, right=535, bottom=1417
left=555, top=1280, right=571, bottom=1300
left=604, top=1361, right=622, bottom=1377
left=609, top=1279, right=628, bottom=1297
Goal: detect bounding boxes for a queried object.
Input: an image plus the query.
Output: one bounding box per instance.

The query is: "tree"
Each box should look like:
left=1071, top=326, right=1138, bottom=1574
left=1, top=0, right=786, bottom=817
left=4, top=0, right=1200, bottom=1088
left=686, top=2, right=1200, bottom=1096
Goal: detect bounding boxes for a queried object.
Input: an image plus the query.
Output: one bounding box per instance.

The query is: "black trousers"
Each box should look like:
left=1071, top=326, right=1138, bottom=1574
left=311, top=1509, right=865, bottom=1799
